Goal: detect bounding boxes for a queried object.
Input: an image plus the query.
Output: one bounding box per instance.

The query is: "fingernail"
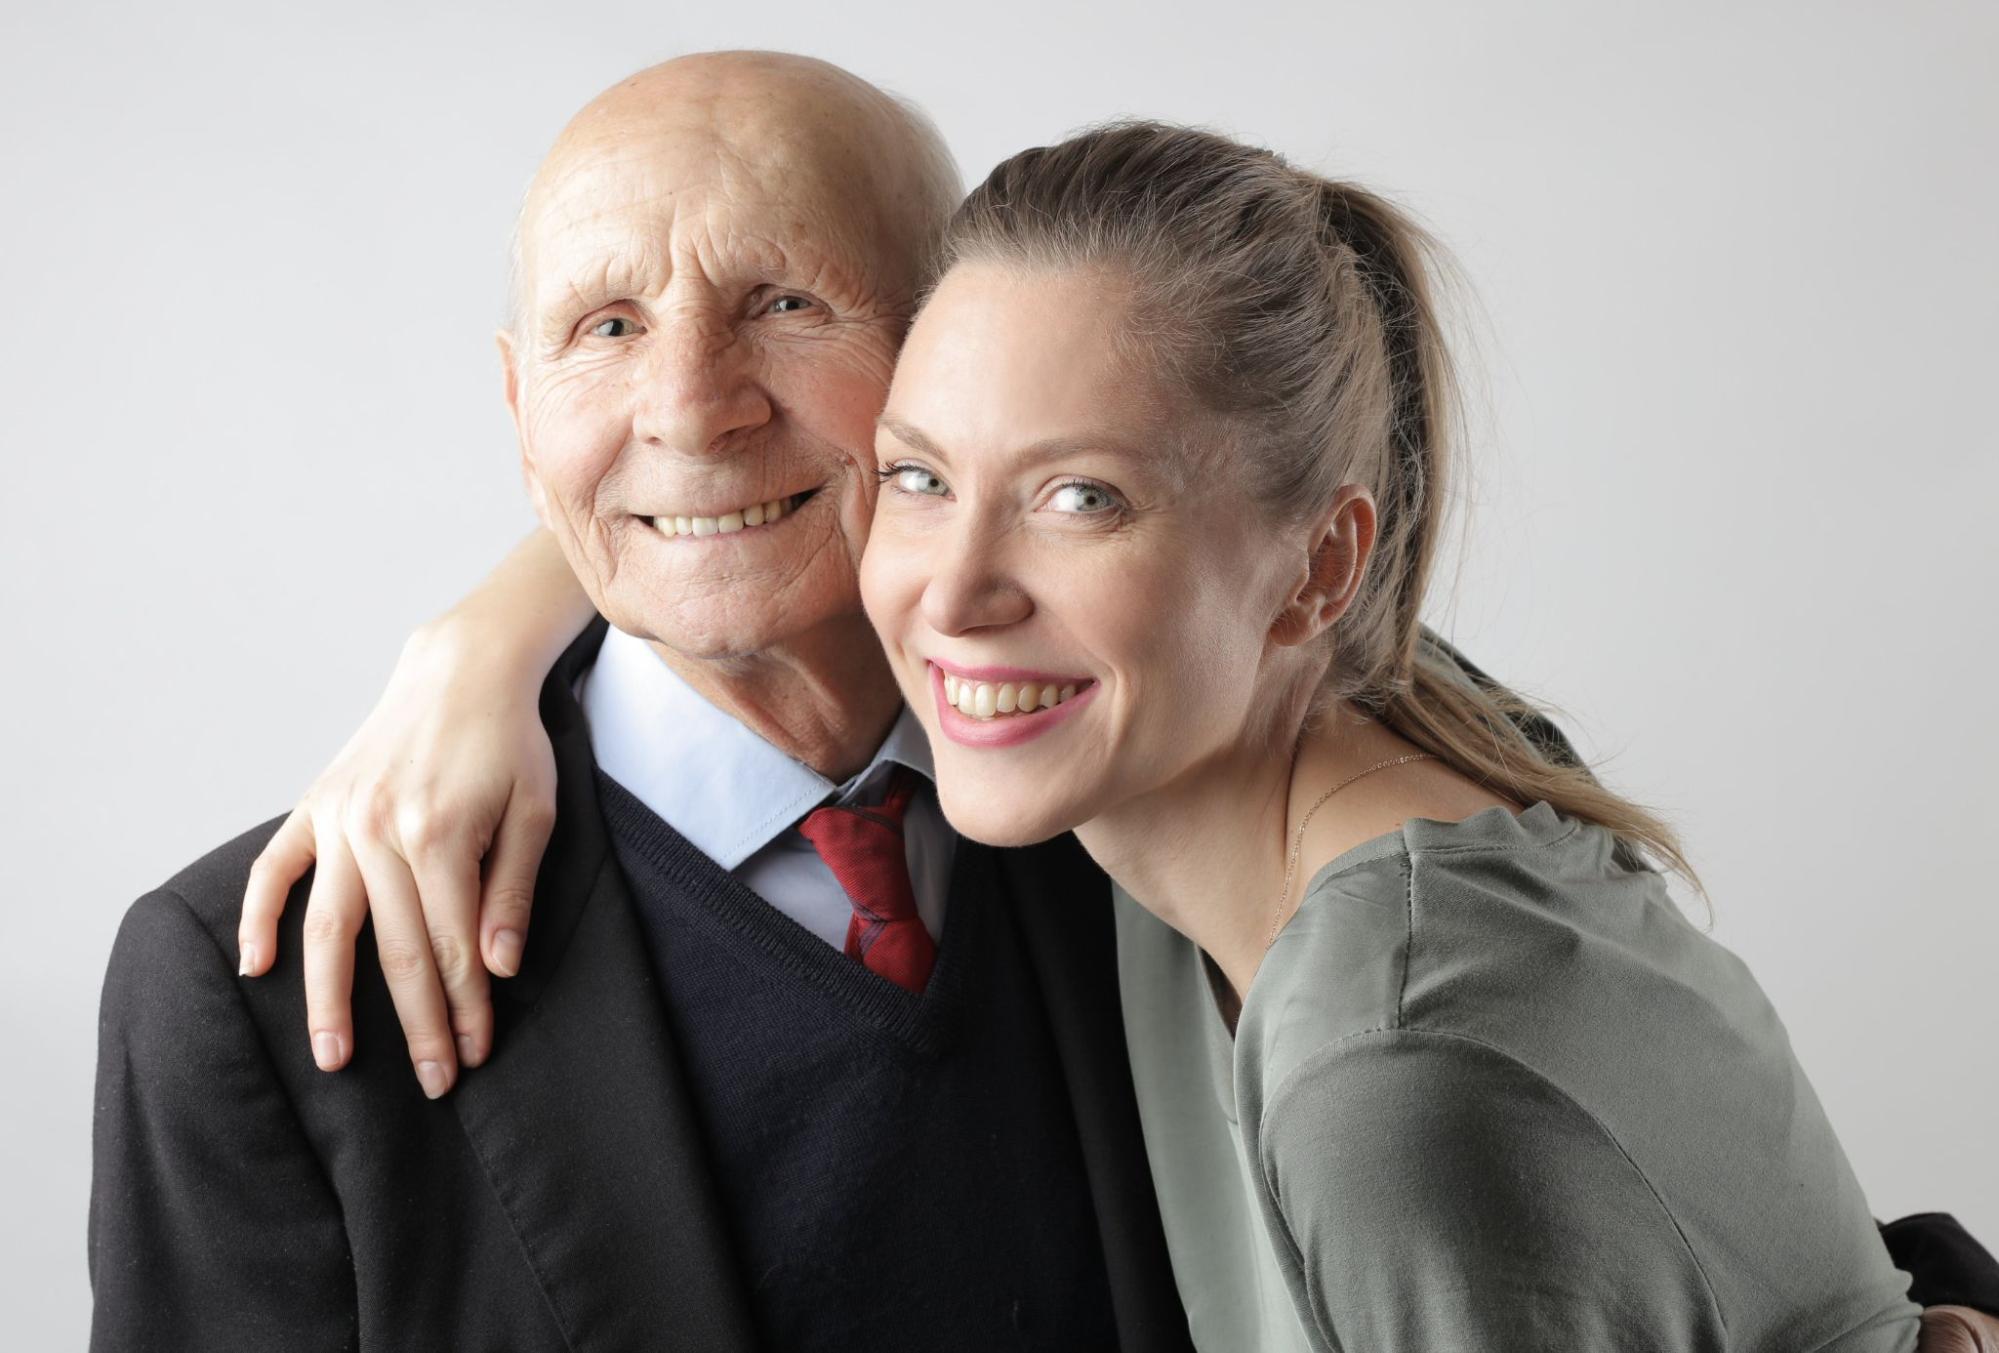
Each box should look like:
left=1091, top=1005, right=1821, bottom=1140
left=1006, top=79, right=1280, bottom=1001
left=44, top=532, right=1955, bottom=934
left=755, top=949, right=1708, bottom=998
left=416, top=1059, right=451, bottom=1100
left=238, top=943, right=258, bottom=977
left=312, top=1032, right=345, bottom=1070
left=455, top=1034, right=480, bottom=1069
left=491, top=929, right=524, bottom=977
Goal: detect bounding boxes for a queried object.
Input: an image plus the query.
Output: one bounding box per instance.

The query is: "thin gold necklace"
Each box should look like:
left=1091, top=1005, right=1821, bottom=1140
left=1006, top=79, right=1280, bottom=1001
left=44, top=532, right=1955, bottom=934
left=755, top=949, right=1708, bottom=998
left=1266, top=752, right=1438, bottom=950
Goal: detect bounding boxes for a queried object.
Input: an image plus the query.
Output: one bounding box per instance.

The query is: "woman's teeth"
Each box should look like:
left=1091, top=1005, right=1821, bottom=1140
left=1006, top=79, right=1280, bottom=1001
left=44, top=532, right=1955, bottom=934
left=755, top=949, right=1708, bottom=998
left=650, top=494, right=796, bottom=538
left=941, top=672, right=1083, bottom=720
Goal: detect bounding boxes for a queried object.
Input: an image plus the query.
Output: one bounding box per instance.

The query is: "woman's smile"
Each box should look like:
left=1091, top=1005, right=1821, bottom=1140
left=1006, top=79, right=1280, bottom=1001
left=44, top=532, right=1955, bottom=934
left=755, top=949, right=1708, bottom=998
left=927, top=659, right=1100, bottom=748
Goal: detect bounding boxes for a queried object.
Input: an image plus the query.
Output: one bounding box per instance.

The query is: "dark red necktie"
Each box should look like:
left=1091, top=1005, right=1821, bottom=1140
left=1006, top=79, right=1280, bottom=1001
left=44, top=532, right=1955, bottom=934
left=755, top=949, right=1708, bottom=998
left=796, top=765, right=936, bottom=994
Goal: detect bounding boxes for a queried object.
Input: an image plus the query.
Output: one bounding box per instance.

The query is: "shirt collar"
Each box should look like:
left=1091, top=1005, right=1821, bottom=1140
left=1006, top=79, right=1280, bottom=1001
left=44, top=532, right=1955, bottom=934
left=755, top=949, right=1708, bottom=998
left=577, top=624, right=934, bottom=869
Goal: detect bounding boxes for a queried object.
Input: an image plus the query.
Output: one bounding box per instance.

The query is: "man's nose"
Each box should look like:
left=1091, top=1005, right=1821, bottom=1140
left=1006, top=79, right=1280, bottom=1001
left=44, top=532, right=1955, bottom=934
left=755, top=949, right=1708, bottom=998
left=920, top=517, right=1034, bottom=638
left=629, top=316, right=771, bottom=456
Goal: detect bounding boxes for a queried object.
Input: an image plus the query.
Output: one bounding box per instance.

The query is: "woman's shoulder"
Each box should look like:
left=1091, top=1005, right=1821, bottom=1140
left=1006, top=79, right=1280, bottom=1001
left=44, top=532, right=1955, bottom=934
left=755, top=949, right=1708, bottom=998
left=1242, top=801, right=1750, bottom=1129
left=1236, top=813, right=1922, bottom=1353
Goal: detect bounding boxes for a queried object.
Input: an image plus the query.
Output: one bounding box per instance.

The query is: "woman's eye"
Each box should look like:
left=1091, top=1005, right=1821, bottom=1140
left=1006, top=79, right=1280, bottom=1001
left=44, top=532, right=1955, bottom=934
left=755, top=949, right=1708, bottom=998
left=588, top=316, right=638, bottom=338
left=890, top=465, right=950, bottom=497
left=1048, top=481, right=1121, bottom=515
left=768, top=294, right=814, bottom=315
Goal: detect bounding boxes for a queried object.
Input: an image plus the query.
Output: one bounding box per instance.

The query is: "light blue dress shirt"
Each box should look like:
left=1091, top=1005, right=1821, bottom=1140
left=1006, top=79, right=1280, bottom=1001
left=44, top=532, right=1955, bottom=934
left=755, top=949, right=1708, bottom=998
left=575, top=625, right=954, bottom=949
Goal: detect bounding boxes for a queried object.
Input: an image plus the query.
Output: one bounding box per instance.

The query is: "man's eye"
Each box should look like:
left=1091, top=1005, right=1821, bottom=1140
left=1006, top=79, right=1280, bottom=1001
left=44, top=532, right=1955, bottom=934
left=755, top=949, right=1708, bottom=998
left=589, top=316, right=638, bottom=338
left=768, top=294, right=814, bottom=315
left=887, top=464, right=949, bottom=497
left=1048, top=481, right=1121, bottom=515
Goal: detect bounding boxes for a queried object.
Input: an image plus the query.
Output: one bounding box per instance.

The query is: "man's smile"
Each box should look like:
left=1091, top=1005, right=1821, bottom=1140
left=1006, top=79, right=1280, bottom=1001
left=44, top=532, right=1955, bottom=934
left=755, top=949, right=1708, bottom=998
left=644, top=488, right=821, bottom=538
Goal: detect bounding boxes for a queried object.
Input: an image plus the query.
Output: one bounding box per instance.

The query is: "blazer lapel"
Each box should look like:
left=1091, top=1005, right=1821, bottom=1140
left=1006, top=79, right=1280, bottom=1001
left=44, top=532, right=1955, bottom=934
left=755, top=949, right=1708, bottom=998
left=1004, top=833, right=1195, bottom=1353
left=452, top=619, right=757, bottom=1353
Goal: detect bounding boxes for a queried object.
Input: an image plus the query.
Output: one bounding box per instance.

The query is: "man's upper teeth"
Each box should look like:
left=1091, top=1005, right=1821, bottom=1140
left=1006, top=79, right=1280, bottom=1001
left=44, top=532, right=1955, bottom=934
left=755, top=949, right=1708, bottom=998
left=941, top=672, right=1082, bottom=720
left=653, top=497, right=790, bottom=537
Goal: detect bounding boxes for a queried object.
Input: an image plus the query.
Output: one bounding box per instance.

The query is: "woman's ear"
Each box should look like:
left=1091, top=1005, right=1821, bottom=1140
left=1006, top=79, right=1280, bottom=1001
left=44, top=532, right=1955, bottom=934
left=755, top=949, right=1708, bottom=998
left=1269, top=484, right=1377, bottom=648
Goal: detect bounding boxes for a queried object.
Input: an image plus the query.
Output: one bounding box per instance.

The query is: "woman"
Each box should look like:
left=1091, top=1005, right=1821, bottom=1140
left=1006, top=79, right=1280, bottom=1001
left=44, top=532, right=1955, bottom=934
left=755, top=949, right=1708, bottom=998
left=241, top=123, right=1922, bottom=1349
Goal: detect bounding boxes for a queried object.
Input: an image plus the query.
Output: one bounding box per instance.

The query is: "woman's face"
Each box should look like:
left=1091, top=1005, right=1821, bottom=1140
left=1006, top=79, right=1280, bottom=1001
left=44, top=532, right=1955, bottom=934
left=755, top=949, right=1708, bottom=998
left=859, top=261, right=1310, bottom=846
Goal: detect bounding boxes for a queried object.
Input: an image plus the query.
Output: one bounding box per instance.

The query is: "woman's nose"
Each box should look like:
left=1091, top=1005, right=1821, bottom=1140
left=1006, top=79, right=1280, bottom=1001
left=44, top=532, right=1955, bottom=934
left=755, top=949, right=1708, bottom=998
left=920, top=523, right=1034, bottom=637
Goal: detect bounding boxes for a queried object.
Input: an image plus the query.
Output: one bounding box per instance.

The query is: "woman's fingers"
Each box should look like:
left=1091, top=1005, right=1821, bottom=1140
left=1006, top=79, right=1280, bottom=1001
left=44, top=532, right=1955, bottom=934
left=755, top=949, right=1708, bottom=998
left=348, top=834, right=460, bottom=1100
left=239, top=806, right=316, bottom=976
left=405, top=828, right=493, bottom=1071
left=480, top=787, right=556, bottom=978
left=300, top=829, right=368, bottom=1071
left=1918, top=1306, right=1999, bottom=1353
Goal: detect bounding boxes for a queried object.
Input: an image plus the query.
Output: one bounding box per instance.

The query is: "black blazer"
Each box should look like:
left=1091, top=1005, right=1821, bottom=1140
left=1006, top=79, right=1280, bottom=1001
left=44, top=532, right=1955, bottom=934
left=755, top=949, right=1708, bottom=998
left=90, top=619, right=1193, bottom=1352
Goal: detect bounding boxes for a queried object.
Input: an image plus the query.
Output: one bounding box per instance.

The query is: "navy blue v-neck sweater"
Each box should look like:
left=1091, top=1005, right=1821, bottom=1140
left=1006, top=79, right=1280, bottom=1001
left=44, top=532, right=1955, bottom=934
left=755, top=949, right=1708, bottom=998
left=597, top=770, right=1118, bottom=1351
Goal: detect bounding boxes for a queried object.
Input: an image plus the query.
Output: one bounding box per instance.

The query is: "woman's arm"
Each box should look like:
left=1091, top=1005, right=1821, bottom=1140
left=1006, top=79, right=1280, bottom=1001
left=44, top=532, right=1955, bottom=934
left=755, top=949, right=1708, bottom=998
left=1257, top=1030, right=1956, bottom=1351
left=1255, top=1030, right=1736, bottom=1352
left=238, top=528, right=592, bottom=1098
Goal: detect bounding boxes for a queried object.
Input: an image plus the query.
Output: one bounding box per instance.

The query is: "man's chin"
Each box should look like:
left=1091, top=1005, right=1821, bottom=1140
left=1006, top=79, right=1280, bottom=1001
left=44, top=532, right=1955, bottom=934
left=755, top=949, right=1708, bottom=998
left=605, top=598, right=862, bottom=667
left=621, top=623, right=789, bottom=665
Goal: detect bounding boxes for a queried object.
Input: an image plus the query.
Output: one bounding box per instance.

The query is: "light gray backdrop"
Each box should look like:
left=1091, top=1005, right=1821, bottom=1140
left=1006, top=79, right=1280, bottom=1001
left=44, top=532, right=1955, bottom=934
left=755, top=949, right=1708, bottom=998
left=4, top=0, right=1993, bottom=1344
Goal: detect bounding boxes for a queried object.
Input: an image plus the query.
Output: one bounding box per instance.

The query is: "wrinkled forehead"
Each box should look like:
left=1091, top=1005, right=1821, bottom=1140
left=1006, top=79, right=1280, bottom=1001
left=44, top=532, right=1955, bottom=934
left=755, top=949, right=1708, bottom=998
left=521, top=117, right=901, bottom=324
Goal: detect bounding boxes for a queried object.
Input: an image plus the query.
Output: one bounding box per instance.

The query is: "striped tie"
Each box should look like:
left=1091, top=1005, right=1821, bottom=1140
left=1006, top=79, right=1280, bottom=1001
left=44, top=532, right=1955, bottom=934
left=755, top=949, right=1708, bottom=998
left=796, top=765, right=936, bottom=994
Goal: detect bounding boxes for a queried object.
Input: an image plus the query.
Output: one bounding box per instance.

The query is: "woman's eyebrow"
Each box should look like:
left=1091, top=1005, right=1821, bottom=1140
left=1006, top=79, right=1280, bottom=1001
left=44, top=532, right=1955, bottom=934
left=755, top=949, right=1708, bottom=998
left=876, top=415, right=1150, bottom=471
left=876, top=415, right=948, bottom=460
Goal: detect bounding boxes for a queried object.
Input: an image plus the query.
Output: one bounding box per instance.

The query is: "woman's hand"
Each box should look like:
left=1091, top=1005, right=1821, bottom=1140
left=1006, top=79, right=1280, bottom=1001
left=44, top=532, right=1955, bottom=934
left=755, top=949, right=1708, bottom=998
left=237, top=528, right=592, bottom=1097
left=238, top=617, right=558, bottom=1097
left=1920, top=1306, right=1999, bottom=1353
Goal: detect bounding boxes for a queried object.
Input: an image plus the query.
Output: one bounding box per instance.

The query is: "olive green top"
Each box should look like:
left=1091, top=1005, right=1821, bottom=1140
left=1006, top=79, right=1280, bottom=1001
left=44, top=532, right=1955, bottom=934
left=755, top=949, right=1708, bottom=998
left=1113, top=801, right=1920, bottom=1353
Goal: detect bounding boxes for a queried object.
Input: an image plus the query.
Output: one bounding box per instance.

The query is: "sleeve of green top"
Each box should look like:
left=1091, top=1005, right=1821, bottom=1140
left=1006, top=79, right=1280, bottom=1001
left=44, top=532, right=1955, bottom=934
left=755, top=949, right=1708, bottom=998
left=1254, top=1027, right=1729, bottom=1353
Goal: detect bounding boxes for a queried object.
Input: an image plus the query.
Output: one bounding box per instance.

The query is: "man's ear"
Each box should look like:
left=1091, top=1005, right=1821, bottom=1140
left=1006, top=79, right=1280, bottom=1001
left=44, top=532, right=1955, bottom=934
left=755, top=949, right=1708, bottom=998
left=496, top=330, right=523, bottom=424
left=495, top=330, right=551, bottom=527
left=1269, top=484, right=1378, bottom=649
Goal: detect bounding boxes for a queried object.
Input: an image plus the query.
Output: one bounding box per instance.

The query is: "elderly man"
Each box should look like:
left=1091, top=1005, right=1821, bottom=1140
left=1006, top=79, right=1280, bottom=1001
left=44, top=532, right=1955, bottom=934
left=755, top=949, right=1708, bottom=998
left=92, top=50, right=1999, bottom=1353
left=91, top=53, right=1174, bottom=1353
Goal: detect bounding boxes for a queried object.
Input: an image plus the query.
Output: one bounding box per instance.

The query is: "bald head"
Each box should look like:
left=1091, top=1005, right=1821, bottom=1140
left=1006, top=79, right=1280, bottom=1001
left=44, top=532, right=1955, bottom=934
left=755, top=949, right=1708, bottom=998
left=507, top=51, right=960, bottom=341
